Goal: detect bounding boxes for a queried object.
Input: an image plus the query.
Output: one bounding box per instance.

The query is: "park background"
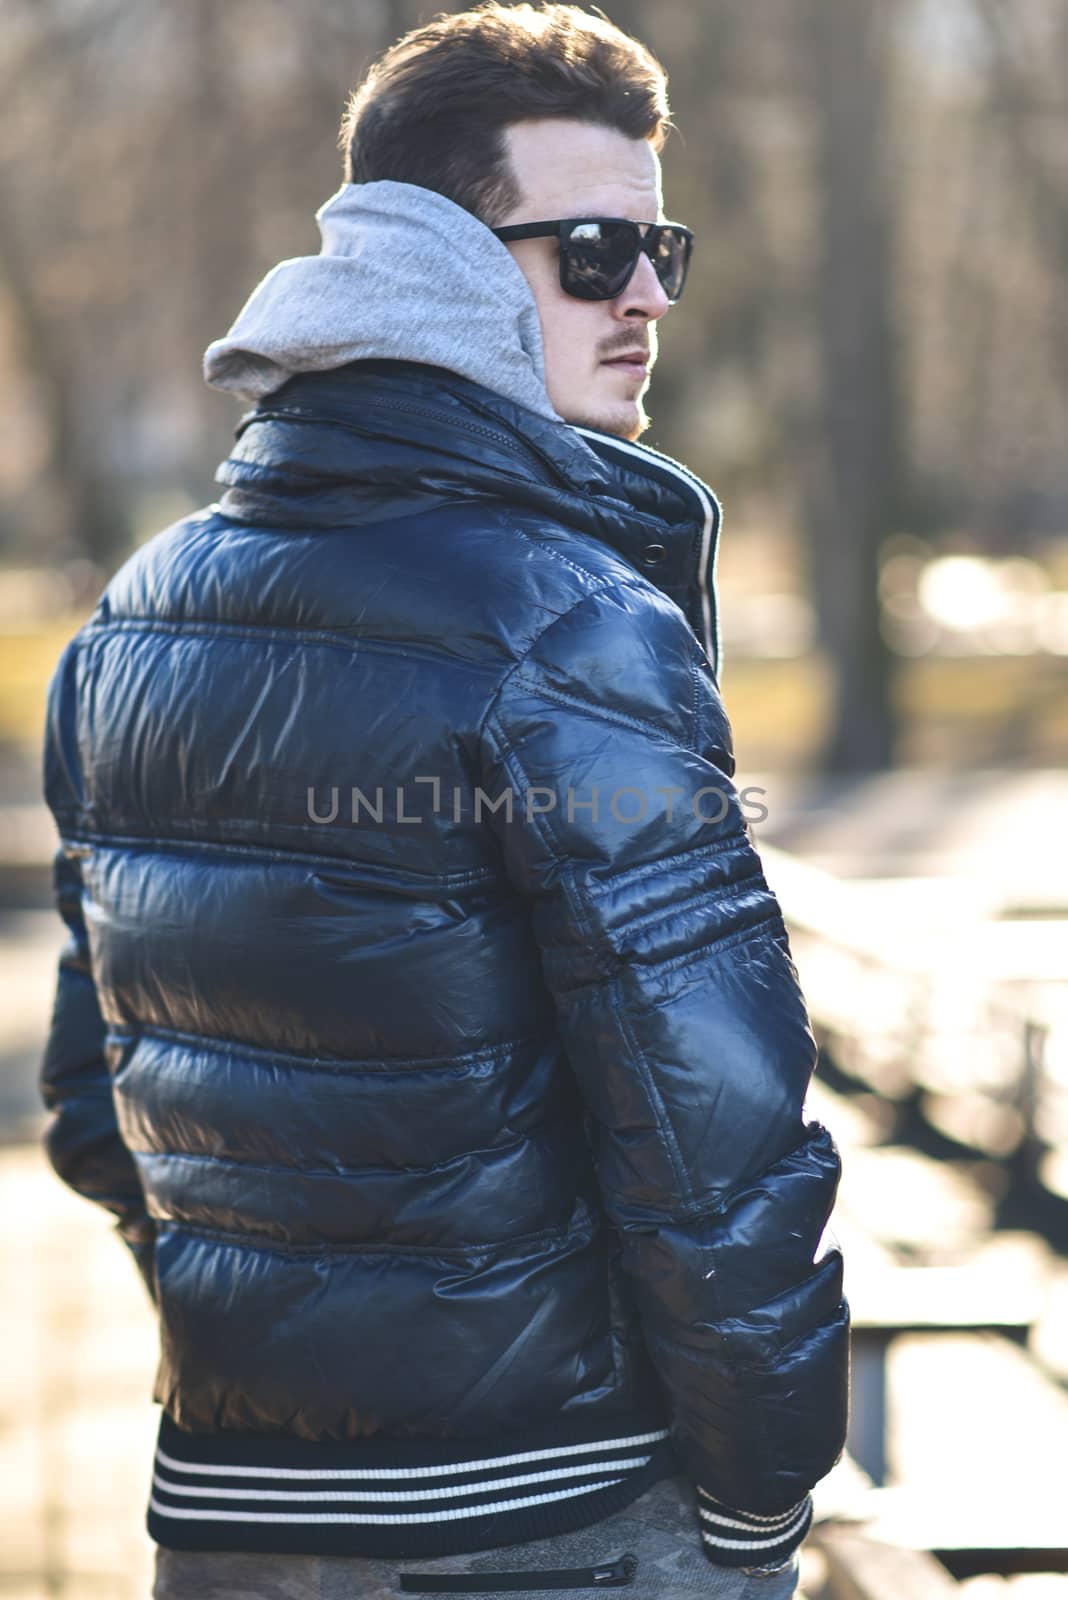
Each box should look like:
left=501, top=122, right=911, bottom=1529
left=1, top=2, right=1067, bottom=1597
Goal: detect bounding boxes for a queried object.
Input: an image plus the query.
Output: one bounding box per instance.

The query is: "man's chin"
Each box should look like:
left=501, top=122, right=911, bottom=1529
left=560, top=399, right=650, bottom=443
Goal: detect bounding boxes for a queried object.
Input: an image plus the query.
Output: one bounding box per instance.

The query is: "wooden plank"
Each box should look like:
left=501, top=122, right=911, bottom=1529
left=846, top=1258, right=1043, bottom=1332
left=813, top=1524, right=961, bottom=1599
left=761, top=842, right=1065, bottom=1161
left=868, top=1333, right=1068, bottom=1564
left=1030, top=1256, right=1068, bottom=1384
left=838, top=1144, right=995, bottom=1254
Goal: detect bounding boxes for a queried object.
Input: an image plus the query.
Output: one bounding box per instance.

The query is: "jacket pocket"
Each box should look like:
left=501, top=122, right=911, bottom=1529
left=398, top=1553, right=637, bottom=1590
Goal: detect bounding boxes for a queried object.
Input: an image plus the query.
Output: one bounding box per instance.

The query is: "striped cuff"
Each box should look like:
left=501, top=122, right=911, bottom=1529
left=696, top=1488, right=813, bottom=1568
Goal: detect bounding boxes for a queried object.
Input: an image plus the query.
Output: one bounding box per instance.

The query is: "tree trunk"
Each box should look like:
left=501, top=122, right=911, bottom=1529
left=802, top=0, right=901, bottom=772
left=0, top=177, right=129, bottom=566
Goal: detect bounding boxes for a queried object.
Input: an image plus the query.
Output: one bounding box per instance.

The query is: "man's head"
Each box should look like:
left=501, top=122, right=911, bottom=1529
left=339, top=3, right=679, bottom=441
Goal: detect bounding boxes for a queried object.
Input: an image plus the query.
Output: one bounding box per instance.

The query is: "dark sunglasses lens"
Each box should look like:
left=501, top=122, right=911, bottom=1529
left=652, top=227, right=691, bottom=301
left=562, top=221, right=640, bottom=300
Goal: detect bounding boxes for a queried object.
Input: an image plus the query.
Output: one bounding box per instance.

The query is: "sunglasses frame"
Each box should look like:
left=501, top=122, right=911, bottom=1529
left=491, top=216, right=695, bottom=304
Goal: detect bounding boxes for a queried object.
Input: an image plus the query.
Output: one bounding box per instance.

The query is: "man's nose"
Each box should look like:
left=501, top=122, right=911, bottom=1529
left=612, top=250, right=671, bottom=321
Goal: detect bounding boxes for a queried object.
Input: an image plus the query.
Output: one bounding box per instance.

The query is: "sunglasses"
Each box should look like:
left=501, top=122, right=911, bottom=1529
left=491, top=216, right=694, bottom=304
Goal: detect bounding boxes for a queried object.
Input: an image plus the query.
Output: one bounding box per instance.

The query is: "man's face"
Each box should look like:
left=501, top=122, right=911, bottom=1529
left=497, top=120, right=671, bottom=442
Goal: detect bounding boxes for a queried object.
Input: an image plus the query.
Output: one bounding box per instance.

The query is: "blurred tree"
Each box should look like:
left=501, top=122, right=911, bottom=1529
left=1, top=0, right=1066, bottom=773
left=0, top=2, right=132, bottom=565
left=0, top=168, right=129, bottom=566
left=799, top=0, right=901, bottom=770
left=975, top=0, right=1068, bottom=393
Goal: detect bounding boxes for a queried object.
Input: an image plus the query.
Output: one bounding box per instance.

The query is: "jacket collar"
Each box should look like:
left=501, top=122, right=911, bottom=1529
left=568, top=424, right=720, bottom=680
left=217, top=360, right=722, bottom=675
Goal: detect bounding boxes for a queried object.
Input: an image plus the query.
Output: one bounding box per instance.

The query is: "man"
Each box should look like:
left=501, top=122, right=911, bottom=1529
left=40, top=6, right=848, bottom=1597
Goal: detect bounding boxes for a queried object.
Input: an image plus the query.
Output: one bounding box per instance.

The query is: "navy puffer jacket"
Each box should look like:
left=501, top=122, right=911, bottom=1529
left=41, top=361, right=848, bottom=1566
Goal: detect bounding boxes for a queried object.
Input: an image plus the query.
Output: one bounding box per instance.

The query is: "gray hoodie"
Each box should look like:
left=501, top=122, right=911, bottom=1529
left=203, top=181, right=560, bottom=420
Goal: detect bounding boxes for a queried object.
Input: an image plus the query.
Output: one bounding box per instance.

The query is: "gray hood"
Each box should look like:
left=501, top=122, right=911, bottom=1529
left=203, top=181, right=560, bottom=420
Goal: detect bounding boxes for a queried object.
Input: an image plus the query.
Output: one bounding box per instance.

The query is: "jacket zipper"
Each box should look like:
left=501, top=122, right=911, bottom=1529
left=398, top=1552, right=637, bottom=1591
left=572, top=426, right=719, bottom=672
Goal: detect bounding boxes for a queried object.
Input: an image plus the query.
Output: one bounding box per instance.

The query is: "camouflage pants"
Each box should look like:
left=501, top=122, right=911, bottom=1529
left=151, top=1473, right=800, bottom=1599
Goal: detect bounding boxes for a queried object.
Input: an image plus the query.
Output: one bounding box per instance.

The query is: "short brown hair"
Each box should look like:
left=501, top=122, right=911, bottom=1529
left=338, top=3, right=671, bottom=226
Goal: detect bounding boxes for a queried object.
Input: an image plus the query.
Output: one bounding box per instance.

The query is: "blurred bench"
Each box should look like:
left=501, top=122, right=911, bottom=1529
left=843, top=1232, right=1046, bottom=1486
left=755, top=849, right=1068, bottom=1583
left=806, top=1075, right=1051, bottom=1486
left=801, top=1086, right=1067, bottom=1579
left=758, top=845, right=1066, bottom=1185
left=812, top=1523, right=962, bottom=1598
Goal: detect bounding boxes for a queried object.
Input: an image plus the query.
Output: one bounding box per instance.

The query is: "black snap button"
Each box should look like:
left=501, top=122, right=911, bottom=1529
left=641, top=543, right=667, bottom=566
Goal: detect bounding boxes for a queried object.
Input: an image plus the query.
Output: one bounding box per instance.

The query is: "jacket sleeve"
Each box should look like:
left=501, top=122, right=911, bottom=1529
left=39, top=637, right=158, bottom=1306
left=39, top=843, right=158, bottom=1305
left=479, top=580, right=849, bottom=1570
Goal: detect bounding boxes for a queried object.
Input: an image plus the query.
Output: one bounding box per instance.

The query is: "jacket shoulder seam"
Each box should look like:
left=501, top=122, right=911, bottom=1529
left=475, top=581, right=622, bottom=754
left=507, top=673, right=691, bottom=750
left=476, top=559, right=684, bottom=757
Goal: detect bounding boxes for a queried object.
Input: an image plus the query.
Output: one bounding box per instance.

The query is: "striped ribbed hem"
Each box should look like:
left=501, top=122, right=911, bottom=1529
left=697, top=1488, right=813, bottom=1569
left=147, top=1410, right=676, bottom=1557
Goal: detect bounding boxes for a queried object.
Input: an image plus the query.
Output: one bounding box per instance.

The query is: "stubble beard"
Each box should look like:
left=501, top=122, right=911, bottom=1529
left=561, top=395, right=651, bottom=443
